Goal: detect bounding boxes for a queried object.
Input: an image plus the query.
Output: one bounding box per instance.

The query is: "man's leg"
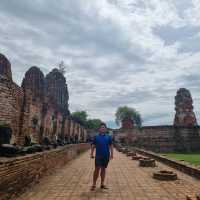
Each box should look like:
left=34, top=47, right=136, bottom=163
left=92, top=166, right=100, bottom=187
left=100, top=158, right=109, bottom=189
left=100, top=167, right=106, bottom=186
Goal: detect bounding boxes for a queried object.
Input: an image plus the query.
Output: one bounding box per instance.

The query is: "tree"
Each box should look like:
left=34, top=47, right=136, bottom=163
left=58, top=61, right=67, bottom=75
left=71, top=111, right=104, bottom=129
left=86, top=119, right=102, bottom=130
left=71, top=111, right=88, bottom=126
left=115, top=106, right=142, bottom=128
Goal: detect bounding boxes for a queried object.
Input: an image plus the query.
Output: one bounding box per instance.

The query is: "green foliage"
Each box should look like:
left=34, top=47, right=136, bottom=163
left=86, top=119, right=102, bottom=130
left=58, top=60, right=67, bottom=75
left=71, top=111, right=103, bottom=129
left=71, top=111, right=88, bottom=126
left=0, top=121, right=10, bottom=128
left=115, top=106, right=142, bottom=127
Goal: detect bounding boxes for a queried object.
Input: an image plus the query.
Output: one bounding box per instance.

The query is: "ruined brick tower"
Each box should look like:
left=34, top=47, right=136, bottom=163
left=21, top=67, right=45, bottom=143
left=121, top=118, right=134, bottom=129
left=22, top=66, right=45, bottom=100
left=0, top=53, right=24, bottom=144
left=0, top=53, right=12, bottom=80
left=45, top=68, right=69, bottom=113
left=174, top=88, right=197, bottom=126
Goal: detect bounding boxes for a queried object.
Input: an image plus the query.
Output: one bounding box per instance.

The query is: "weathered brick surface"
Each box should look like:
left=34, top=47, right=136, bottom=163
left=0, top=143, right=89, bottom=200
left=20, top=91, right=44, bottom=144
left=0, top=76, right=24, bottom=144
left=174, top=88, right=197, bottom=126
left=121, top=118, right=134, bottom=129
left=16, top=150, right=200, bottom=200
left=20, top=67, right=45, bottom=144
left=45, top=68, right=69, bottom=111
left=0, top=54, right=88, bottom=145
left=0, top=54, right=12, bottom=80
left=114, top=125, right=200, bottom=152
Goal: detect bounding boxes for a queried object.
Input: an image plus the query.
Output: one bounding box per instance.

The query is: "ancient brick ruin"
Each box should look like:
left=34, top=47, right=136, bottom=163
left=174, top=88, right=197, bottom=126
left=0, top=53, right=87, bottom=146
left=0, top=54, right=12, bottom=80
left=114, top=88, right=200, bottom=152
left=121, top=118, right=134, bottom=129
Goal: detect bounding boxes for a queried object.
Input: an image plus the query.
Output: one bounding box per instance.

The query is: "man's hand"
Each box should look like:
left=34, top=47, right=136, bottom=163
left=110, top=154, right=113, bottom=160
left=91, top=144, right=95, bottom=159
left=110, top=144, right=114, bottom=160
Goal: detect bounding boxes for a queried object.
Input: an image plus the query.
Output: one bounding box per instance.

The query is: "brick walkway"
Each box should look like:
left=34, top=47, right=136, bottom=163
left=17, top=150, right=200, bottom=200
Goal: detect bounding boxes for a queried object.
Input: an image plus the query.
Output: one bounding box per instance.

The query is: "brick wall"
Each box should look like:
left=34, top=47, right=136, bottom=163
left=0, top=143, right=90, bottom=200
left=115, top=126, right=200, bottom=152
left=136, top=126, right=176, bottom=152
left=0, top=76, right=24, bottom=144
left=21, top=89, right=44, bottom=144
left=0, top=77, right=84, bottom=145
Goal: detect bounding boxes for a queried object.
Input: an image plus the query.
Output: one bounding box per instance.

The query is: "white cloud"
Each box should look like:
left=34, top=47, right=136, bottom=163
left=0, top=0, right=200, bottom=127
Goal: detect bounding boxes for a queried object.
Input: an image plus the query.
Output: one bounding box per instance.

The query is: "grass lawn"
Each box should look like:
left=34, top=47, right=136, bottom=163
left=161, top=153, right=200, bottom=166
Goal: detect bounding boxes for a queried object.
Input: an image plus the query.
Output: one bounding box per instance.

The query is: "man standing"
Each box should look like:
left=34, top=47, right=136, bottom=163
left=90, top=123, right=113, bottom=191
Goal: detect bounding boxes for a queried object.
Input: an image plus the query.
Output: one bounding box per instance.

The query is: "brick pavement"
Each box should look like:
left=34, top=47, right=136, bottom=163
left=17, top=150, right=200, bottom=200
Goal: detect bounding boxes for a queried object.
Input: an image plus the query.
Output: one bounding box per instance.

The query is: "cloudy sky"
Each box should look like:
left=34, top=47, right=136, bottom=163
left=1, top=0, right=200, bottom=128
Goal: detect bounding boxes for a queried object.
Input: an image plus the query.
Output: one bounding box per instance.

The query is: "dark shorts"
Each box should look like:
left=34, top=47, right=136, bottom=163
left=95, top=156, right=109, bottom=168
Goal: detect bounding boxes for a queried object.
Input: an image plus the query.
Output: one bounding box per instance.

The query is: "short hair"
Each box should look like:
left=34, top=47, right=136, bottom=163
left=100, top=122, right=107, bottom=128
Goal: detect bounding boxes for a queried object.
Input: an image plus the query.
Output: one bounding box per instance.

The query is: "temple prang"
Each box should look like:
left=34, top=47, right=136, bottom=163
left=174, top=88, right=197, bottom=126
left=0, top=53, right=12, bottom=81
left=45, top=68, right=69, bottom=114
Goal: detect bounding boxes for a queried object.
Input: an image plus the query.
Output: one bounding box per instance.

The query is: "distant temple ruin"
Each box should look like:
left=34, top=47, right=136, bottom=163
left=114, top=88, right=200, bottom=152
left=121, top=118, right=134, bottom=129
left=174, top=88, right=197, bottom=126
left=0, top=53, right=87, bottom=145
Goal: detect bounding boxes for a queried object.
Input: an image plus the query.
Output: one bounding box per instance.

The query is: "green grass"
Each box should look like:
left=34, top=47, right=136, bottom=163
left=161, top=153, right=200, bottom=166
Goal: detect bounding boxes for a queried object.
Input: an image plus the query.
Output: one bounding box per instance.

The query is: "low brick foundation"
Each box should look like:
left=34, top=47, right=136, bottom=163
left=135, top=148, right=200, bottom=180
left=0, top=143, right=90, bottom=200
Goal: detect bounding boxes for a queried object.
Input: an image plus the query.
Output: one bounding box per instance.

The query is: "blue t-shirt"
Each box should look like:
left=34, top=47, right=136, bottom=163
left=92, top=133, right=112, bottom=158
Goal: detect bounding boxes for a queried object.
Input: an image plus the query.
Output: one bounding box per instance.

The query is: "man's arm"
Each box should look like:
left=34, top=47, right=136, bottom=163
left=109, top=136, right=113, bottom=159
left=110, top=144, right=113, bottom=159
left=90, top=144, right=95, bottom=158
left=90, top=136, right=96, bottom=158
